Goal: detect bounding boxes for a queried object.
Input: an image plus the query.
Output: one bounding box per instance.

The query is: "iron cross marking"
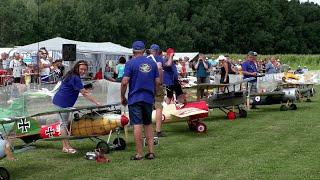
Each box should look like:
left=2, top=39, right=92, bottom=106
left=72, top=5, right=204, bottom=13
left=18, top=118, right=30, bottom=133
left=45, top=127, right=55, bottom=138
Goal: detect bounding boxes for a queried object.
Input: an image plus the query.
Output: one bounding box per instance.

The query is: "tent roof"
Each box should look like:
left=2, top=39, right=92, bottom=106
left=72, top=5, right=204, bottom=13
left=16, top=37, right=132, bottom=55
left=173, top=52, right=199, bottom=61
left=0, top=48, right=14, bottom=54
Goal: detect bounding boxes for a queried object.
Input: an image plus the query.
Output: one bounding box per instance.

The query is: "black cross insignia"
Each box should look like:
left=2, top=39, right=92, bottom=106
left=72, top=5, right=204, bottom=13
left=45, top=127, right=55, bottom=138
left=18, top=118, right=30, bottom=133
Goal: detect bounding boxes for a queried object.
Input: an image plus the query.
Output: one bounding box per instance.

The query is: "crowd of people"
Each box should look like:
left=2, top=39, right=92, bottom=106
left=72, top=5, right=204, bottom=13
left=1, top=43, right=311, bottom=160
left=0, top=48, right=65, bottom=86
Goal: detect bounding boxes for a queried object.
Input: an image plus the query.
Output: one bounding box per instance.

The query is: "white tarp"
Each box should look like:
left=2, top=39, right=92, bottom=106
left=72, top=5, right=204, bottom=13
left=16, top=37, right=132, bottom=55
left=173, top=52, right=199, bottom=61
left=0, top=48, right=13, bottom=54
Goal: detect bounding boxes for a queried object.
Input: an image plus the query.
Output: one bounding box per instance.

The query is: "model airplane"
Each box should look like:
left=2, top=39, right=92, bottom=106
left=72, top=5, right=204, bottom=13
left=190, top=77, right=255, bottom=120
left=152, top=101, right=209, bottom=133
left=0, top=103, right=129, bottom=154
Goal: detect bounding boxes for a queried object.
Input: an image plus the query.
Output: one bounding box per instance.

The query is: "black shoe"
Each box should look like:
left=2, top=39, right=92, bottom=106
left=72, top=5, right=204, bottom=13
left=156, top=131, right=167, bottom=137
left=145, top=153, right=155, bottom=160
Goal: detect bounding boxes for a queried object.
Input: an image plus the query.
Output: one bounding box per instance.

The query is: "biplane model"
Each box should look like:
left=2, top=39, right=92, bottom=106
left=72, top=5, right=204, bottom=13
left=189, top=77, right=255, bottom=120
left=249, top=72, right=315, bottom=111
left=152, top=100, right=209, bottom=133
left=0, top=104, right=129, bottom=154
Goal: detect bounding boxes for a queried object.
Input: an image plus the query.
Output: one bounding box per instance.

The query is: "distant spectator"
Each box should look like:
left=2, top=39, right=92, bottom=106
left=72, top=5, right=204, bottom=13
left=265, top=57, right=279, bottom=74
left=295, top=66, right=303, bottom=74
left=39, top=49, right=51, bottom=82
left=94, top=68, right=103, bottom=80
left=194, top=53, right=210, bottom=100
left=9, top=52, right=23, bottom=83
left=104, top=64, right=116, bottom=82
left=242, top=51, right=258, bottom=93
left=302, top=66, right=308, bottom=73
left=115, top=57, right=126, bottom=82
left=1, top=52, right=10, bottom=70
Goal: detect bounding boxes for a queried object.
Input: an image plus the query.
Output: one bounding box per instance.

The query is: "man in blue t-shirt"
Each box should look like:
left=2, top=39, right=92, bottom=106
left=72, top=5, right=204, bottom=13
left=121, top=41, right=160, bottom=160
left=242, top=51, right=258, bottom=93
left=147, top=44, right=167, bottom=137
left=163, top=48, right=184, bottom=105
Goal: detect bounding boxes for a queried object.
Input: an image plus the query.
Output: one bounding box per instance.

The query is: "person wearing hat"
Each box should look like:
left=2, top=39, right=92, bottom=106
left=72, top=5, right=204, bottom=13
left=194, top=53, right=210, bottom=100
left=217, top=55, right=229, bottom=84
left=241, top=51, right=259, bottom=93
left=147, top=44, right=166, bottom=137
left=163, top=48, right=185, bottom=105
left=121, top=41, right=160, bottom=160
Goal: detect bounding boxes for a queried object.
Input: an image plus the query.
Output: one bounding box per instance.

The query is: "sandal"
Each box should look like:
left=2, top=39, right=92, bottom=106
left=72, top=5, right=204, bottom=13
left=130, top=154, right=143, bottom=160
left=62, top=147, right=77, bottom=154
left=145, top=153, right=155, bottom=160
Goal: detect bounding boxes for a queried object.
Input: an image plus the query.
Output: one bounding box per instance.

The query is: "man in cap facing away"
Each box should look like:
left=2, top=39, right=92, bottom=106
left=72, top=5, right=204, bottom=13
left=147, top=44, right=166, bottom=137
left=121, top=41, right=160, bottom=160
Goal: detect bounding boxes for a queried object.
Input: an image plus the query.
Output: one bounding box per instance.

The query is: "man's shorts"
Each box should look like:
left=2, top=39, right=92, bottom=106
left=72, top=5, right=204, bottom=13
left=128, top=102, right=153, bottom=125
left=166, top=83, right=184, bottom=99
left=154, top=86, right=165, bottom=109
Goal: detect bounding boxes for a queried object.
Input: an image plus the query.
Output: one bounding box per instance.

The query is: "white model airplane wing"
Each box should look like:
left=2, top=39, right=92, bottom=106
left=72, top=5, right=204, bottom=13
left=172, top=107, right=208, bottom=118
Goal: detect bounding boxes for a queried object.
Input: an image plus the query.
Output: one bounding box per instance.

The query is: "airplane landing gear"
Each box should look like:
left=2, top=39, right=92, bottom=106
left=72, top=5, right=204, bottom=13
left=239, top=109, right=247, bottom=118
left=289, top=104, right=297, bottom=110
left=96, top=141, right=110, bottom=154
left=227, top=111, right=236, bottom=120
left=113, top=138, right=126, bottom=151
left=280, top=105, right=288, bottom=111
left=188, top=120, right=207, bottom=133
left=0, top=167, right=10, bottom=180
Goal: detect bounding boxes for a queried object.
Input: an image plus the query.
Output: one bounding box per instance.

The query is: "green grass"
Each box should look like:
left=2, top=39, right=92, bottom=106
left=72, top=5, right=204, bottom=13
left=3, top=86, right=320, bottom=179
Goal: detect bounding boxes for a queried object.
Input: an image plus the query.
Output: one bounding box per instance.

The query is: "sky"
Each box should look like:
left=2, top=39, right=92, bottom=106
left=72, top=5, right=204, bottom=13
left=299, top=0, right=320, bottom=4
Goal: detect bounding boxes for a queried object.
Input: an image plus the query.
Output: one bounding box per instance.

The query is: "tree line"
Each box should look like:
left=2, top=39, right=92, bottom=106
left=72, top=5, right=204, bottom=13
left=0, top=0, right=320, bottom=54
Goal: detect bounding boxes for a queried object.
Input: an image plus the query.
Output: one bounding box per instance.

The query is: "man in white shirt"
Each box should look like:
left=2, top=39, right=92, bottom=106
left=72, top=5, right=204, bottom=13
left=9, top=52, right=23, bottom=83
left=39, top=50, right=51, bottom=82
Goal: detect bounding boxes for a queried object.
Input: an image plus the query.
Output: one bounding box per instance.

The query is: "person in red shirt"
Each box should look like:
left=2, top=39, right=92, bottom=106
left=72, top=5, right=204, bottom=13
left=94, top=68, right=103, bottom=80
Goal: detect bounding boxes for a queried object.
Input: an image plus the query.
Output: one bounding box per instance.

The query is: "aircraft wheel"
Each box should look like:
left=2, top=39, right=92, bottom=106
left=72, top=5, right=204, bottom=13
left=239, top=109, right=247, bottom=118
left=195, top=122, right=207, bottom=133
left=0, top=167, right=10, bottom=180
left=113, top=138, right=126, bottom=151
left=289, top=104, right=297, bottom=110
left=280, top=105, right=288, bottom=111
left=96, top=141, right=110, bottom=154
left=227, top=111, right=236, bottom=121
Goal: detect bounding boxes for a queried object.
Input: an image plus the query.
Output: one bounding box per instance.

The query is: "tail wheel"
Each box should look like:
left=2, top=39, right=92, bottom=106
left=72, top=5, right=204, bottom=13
left=227, top=111, right=236, bottom=120
left=161, top=114, right=166, bottom=122
left=96, top=141, right=110, bottom=154
left=280, top=105, right=288, bottom=111
left=0, top=167, right=10, bottom=180
left=195, top=122, right=207, bottom=133
left=113, top=138, right=126, bottom=151
left=239, top=109, right=247, bottom=118
left=289, top=104, right=297, bottom=110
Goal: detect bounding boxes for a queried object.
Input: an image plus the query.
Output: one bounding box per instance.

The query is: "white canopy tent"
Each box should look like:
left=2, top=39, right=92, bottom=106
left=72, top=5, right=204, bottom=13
left=173, top=52, right=199, bottom=61
left=16, top=37, right=132, bottom=74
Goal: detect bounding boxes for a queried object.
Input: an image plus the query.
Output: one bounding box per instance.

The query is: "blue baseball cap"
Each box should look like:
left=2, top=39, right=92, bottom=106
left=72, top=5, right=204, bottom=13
left=150, top=44, right=160, bottom=51
left=132, top=41, right=145, bottom=51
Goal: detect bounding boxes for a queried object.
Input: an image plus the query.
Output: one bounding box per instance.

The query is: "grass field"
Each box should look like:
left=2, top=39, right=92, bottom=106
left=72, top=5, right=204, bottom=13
left=3, top=86, right=320, bottom=180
